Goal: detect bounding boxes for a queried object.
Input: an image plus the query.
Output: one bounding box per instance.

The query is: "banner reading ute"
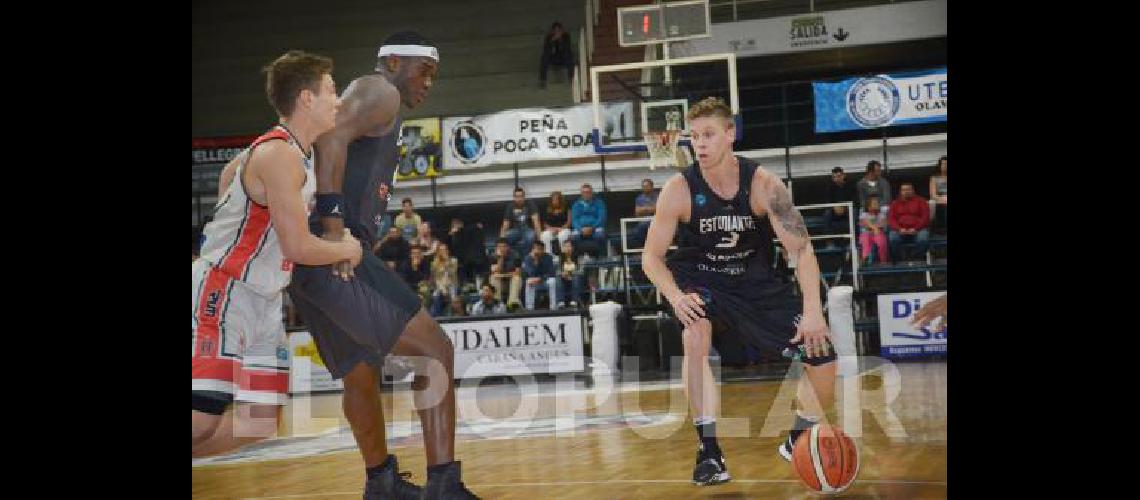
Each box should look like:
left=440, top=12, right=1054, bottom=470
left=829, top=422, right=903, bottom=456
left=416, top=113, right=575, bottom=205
left=813, top=68, right=946, bottom=133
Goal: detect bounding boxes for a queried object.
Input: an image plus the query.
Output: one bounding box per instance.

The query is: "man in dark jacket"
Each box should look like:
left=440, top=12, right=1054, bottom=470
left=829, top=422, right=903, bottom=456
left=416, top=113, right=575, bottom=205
left=539, top=22, right=575, bottom=88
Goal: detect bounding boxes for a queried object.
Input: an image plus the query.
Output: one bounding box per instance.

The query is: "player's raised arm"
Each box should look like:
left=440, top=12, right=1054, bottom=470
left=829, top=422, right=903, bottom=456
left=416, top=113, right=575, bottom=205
left=254, top=142, right=362, bottom=267
left=642, top=174, right=705, bottom=327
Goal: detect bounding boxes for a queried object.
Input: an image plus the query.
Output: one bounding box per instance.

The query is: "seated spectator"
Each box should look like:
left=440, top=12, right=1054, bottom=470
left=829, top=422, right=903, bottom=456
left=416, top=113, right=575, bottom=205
left=501, top=187, right=542, bottom=257
left=470, top=283, right=507, bottom=316
left=447, top=295, right=467, bottom=318
left=375, top=183, right=394, bottom=237
left=445, top=218, right=488, bottom=291
left=630, top=178, right=657, bottom=248
left=929, top=155, right=947, bottom=233
left=397, top=245, right=432, bottom=305
left=824, top=166, right=856, bottom=242
left=522, top=241, right=559, bottom=310
left=429, top=243, right=460, bottom=317
left=540, top=190, right=572, bottom=253
left=375, top=213, right=393, bottom=242
left=856, top=160, right=891, bottom=213
left=376, top=226, right=410, bottom=269
left=556, top=239, right=586, bottom=308
left=888, top=182, right=931, bottom=262
left=858, top=196, right=890, bottom=265
left=570, top=183, right=607, bottom=255
left=411, top=221, right=440, bottom=258
left=488, top=238, right=523, bottom=310
left=539, top=22, right=574, bottom=89
left=393, top=198, right=422, bottom=240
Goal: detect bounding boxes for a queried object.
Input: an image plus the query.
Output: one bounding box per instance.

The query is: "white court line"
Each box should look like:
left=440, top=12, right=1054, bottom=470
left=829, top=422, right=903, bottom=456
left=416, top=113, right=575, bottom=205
left=240, top=479, right=947, bottom=499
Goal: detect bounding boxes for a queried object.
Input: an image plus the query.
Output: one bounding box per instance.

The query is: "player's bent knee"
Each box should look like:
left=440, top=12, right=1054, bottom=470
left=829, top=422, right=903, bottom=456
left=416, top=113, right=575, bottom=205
left=681, top=322, right=712, bottom=357
left=192, top=411, right=222, bottom=443
left=234, top=404, right=280, bottom=438
left=343, top=362, right=380, bottom=393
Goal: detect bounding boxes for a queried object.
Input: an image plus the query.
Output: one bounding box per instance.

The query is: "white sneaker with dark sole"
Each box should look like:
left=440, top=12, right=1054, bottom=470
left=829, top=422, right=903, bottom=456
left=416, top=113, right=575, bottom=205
left=778, top=434, right=794, bottom=462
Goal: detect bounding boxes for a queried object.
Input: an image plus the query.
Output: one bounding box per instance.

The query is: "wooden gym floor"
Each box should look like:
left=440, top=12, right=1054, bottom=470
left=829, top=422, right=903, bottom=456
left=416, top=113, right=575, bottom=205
left=193, top=361, right=946, bottom=499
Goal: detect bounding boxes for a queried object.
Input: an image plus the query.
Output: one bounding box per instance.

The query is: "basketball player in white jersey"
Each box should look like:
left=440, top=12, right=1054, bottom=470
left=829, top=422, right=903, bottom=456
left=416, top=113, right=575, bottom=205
left=192, top=51, right=362, bottom=457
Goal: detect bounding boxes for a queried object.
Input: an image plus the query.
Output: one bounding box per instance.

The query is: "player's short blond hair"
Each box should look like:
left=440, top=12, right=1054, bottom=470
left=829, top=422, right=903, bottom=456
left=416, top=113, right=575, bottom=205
left=686, top=96, right=733, bottom=124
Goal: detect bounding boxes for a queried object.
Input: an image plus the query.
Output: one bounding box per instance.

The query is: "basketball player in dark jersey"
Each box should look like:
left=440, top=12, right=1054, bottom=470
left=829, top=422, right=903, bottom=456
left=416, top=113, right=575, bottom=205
left=284, top=32, right=478, bottom=499
left=642, top=97, right=838, bottom=486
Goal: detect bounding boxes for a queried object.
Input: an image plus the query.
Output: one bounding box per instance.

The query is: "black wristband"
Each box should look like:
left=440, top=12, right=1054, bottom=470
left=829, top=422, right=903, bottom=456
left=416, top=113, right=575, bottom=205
left=315, top=193, right=344, bottom=218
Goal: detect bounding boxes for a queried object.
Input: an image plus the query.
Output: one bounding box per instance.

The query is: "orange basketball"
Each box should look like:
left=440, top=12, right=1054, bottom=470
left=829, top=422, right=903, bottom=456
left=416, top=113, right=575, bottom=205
left=791, top=424, right=860, bottom=494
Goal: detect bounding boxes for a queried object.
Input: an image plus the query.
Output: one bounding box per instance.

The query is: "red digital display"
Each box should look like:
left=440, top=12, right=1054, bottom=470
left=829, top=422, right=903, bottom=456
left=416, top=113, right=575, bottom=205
left=643, top=14, right=649, bottom=34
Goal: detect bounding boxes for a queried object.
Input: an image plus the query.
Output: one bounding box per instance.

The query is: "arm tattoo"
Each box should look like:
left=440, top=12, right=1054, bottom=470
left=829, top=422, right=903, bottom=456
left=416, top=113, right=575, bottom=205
left=767, top=181, right=809, bottom=240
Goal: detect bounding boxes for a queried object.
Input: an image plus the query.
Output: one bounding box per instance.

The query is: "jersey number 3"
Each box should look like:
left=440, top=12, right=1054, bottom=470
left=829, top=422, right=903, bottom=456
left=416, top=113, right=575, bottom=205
left=715, top=231, right=740, bottom=248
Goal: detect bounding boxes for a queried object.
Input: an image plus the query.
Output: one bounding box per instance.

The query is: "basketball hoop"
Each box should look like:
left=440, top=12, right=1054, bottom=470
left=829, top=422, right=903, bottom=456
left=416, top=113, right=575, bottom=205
left=644, top=130, right=684, bottom=170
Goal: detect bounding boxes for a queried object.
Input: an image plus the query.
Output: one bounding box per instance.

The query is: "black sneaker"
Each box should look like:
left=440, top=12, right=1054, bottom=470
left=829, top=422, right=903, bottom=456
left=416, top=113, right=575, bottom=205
left=692, top=445, right=731, bottom=486
left=422, top=461, right=480, bottom=499
left=779, top=425, right=811, bottom=462
left=363, top=455, right=422, bottom=500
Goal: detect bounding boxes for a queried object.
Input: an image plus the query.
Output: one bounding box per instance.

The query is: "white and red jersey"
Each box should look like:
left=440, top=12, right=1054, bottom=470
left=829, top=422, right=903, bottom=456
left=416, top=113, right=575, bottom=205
left=198, top=125, right=315, bottom=297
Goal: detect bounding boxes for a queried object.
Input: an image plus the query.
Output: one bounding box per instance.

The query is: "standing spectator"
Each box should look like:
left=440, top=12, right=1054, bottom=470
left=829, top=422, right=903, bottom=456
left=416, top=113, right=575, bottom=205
left=488, top=238, right=523, bottom=310
left=501, top=187, right=542, bottom=256
left=429, top=243, right=460, bottom=317
left=556, top=240, right=586, bottom=308
left=522, top=241, right=559, bottom=310
left=393, top=197, right=422, bottom=240
left=411, top=221, right=440, bottom=258
left=856, top=160, right=891, bottom=212
left=570, top=183, right=608, bottom=254
left=397, top=245, right=432, bottom=305
left=928, top=155, right=947, bottom=233
left=445, top=218, right=488, bottom=291
left=375, top=225, right=410, bottom=269
left=540, top=191, right=572, bottom=253
left=470, top=283, right=507, bottom=316
left=888, top=182, right=931, bottom=262
left=824, top=166, right=856, bottom=241
left=857, top=196, right=890, bottom=265
left=630, top=178, right=658, bottom=248
left=538, top=22, right=575, bottom=89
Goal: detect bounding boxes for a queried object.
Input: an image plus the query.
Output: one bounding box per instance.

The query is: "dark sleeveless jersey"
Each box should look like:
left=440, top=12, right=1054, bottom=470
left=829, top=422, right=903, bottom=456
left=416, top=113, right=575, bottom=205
left=667, top=155, right=783, bottom=285
left=309, top=117, right=402, bottom=248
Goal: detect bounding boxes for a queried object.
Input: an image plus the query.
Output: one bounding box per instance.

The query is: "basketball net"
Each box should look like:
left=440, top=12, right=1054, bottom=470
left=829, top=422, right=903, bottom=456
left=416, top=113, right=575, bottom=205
left=644, top=130, right=682, bottom=170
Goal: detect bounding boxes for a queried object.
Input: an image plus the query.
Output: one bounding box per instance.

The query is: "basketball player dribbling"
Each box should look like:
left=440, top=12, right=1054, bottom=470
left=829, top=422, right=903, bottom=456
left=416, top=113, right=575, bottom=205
left=641, top=97, right=839, bottom=486
left=284, top=32, right=478, bottom=499
left=192, top=51, right=363, bottom=456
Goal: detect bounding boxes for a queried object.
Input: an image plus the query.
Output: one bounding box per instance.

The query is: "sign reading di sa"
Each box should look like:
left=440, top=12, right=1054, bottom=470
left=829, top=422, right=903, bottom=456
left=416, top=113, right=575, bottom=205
left=876, top=291, right=946, bottom=359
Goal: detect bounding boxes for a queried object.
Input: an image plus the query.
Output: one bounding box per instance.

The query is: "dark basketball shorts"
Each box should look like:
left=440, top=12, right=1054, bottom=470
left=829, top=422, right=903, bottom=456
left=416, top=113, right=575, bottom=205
left=667, top=262, right=835, bottom=366
left=286, top=249, right=423, bottom=379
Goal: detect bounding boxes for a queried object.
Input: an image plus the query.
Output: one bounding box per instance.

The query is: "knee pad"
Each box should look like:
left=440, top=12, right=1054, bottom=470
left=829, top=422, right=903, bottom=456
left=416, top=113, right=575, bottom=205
left=192, top=391, right=231, bottom=415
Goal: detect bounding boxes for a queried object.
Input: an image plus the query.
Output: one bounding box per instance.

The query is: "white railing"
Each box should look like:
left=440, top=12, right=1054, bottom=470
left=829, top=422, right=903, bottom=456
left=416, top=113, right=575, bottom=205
left=774, top=202, right=859, bottom=291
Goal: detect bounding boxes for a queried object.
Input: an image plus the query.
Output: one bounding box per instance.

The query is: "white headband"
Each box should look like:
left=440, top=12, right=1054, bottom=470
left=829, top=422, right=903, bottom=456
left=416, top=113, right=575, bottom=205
left=377, top=44, right=439, bottom=62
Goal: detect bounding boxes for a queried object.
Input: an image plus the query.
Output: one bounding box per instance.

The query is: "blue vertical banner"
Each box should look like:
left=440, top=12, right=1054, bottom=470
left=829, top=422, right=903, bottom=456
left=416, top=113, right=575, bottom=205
left=813, top=68, right=946, bottom=133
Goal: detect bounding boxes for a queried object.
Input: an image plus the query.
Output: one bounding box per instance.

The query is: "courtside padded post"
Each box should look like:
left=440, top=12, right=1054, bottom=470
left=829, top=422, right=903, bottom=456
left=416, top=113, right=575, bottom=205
left=827, top=286, right=858, bottom=377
